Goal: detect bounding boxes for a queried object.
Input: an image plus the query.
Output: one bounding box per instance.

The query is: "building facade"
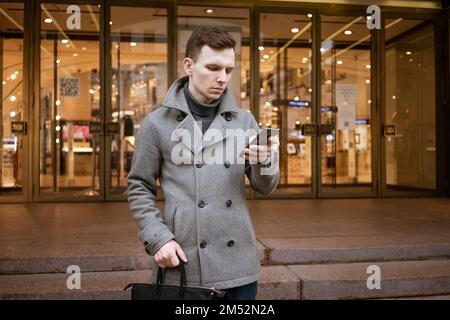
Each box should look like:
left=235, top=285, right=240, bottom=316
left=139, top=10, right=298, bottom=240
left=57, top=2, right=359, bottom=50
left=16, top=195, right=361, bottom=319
left=0, top=0, right=449, bottom=202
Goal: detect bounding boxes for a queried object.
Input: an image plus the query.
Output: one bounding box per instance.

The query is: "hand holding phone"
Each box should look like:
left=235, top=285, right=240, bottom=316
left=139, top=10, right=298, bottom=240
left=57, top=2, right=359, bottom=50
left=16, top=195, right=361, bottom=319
left=243, top=128, right=280, bottom=164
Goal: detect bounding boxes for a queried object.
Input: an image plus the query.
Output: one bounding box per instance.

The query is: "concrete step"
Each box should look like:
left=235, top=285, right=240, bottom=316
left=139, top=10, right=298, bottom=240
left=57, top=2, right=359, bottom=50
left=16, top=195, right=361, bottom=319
left=288, top=259, right=450, bottom=299
left=0, top=242, right=267, bottom=275
left=4, top=235, right=450, bottom=275
left=2, top=260, right=450, bottom=300
left=0, top=266, right=300, bottom=300
left=260, top=234, right=450, bottom=265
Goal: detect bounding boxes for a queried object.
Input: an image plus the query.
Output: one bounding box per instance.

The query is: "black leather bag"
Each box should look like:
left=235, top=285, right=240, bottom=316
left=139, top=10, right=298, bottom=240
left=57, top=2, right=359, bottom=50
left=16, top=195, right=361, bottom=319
left=124, top=262, right=226, bottom=300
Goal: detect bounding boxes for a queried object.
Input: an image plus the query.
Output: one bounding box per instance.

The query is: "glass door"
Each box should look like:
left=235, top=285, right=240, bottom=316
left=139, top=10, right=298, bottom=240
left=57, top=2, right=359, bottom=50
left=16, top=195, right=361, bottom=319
left=318, top=12, right=376, bottom=197
left=257, top=9, right=314, bottom=197
left=0, top=1, right=28, bottom=202
left=37, top=2, right=102, bottom=200
left=381, top=16, right=437, bottom=196
left=105, top=4, right=169, bottom=200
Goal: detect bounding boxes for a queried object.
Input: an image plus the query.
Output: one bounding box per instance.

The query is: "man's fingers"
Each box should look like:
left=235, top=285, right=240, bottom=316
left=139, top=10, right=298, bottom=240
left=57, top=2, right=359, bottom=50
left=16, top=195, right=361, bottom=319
left=170, top=253, right=180, bottom=267
left=176, top=246, right=188, bottom=263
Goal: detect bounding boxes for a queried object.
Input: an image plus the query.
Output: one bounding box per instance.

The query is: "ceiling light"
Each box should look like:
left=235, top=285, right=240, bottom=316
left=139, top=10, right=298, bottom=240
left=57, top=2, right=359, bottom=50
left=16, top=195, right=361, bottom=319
left=307, top=13, right=313, bottom=18
left=392, top=95, right=396, bottom=99
left=294, top=96, right=299, bottom=101
left=56, top=59, right=60, bottom=64
left=44, top=18, right=53, bottom=24
left=73, top=53, right=78, bottom=57
left=366, top=64, right=371, bottom=69
left=10, top=74, right=16, bottom=80
left=205, top=9, right=215, bottom=14
left=82, top=47, right=87, bottom=51
left=61, top=39, right=69, bottom=44
left=109, top=21, right=113, bottom=25
left=291, top=27, right=300, bottom=33
left=10, top=111, right=16, bottom=117
left=2, top=81, right=6, bottom=85
left=56, top=115, right=61, bottom=121
left=56, top=100, right=61, bottom=106
left=258, top=46, right=264, bottom=51
left=344, top=30, right=352, bottom=35
left=130, top=42, right=137, bottom=47
left=366, top=79, right=370, bottom=84
left=10, top=95, right=16, bottom=102
left=302, top=57, right=308, bottom=63
left=263, top=54, right=269, bottom=59
left=336, top=60, right=343, bottom=65
left=406, top=51, right=412, bottom=55
left=89, top=89, right=95, bottom=94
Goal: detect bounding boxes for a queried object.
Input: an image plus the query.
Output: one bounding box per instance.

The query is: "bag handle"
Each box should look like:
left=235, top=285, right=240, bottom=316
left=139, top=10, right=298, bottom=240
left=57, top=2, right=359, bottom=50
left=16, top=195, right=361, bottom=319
left=156, top=255, right=188, bottom=298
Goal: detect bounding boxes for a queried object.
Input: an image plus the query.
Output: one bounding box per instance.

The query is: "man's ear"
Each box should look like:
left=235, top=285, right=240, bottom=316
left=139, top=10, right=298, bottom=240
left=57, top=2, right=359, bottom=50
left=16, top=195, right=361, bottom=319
left=183, top=57, right=193, bottom=75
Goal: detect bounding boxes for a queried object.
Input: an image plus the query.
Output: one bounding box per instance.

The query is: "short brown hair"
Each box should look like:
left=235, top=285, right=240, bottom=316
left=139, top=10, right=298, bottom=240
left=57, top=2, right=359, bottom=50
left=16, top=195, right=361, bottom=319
left=185, top=27, right=236, bottom=61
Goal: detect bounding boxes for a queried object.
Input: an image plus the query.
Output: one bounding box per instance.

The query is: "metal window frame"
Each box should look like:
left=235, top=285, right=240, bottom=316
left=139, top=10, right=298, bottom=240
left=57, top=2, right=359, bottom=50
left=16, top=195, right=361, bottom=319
left=0, top=0, right=443, bottom=203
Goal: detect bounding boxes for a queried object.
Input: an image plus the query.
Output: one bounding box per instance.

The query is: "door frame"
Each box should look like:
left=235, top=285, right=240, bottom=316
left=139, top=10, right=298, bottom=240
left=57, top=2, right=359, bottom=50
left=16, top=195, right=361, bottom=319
left=32, top=0, right=105, bottom=202
left=104, top=0, right=175, bottom=201
left=252, top=6, right=318, bottom=200
left=380, top=11, right=443, bottom=197
left=316, top=7, right=379, bottom=199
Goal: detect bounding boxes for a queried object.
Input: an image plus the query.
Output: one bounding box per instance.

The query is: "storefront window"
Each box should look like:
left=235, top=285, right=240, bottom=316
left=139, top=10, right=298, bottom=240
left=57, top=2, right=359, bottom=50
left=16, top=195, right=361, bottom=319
left=384, top=18, right=436, bottom=191
left=39, top=3, right=100, bottom=195
left=109, top=6, right=168, bottom=194
left=0, top=2, right=24, bottom=194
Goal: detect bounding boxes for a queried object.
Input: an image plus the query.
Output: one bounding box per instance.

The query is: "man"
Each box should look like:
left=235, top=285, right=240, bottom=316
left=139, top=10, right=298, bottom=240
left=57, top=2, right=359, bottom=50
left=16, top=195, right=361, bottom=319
left=127, top=27, right=279, bottom=300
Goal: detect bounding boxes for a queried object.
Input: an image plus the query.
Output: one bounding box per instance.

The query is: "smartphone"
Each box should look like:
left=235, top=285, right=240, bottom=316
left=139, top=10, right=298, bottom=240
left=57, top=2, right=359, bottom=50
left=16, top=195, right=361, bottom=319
left=247, top=128, right=279, bottom=147
left=240, top=128, right=279, bottom=157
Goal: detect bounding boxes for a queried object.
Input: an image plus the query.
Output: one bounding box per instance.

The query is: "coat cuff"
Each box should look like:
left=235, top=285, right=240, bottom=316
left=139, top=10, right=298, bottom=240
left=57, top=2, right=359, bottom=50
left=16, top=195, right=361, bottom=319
left=143, top=229, right=175, bottom=256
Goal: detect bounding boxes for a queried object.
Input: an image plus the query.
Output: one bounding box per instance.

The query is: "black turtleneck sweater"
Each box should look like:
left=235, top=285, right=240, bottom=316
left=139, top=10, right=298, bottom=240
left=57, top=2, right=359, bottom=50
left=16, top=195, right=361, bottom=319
left=183, top=82, right=222, bottom=134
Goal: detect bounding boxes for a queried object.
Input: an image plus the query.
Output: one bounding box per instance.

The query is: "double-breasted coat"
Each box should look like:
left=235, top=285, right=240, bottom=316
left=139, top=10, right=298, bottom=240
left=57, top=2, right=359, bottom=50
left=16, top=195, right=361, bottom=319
left=127, top=76, right=279, bottom=289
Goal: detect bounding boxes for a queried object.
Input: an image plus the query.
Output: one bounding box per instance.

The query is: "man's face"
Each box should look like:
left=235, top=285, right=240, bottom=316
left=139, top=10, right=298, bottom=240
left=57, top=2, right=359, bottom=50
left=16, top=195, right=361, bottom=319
left=184, top=45, right=235, bottom=104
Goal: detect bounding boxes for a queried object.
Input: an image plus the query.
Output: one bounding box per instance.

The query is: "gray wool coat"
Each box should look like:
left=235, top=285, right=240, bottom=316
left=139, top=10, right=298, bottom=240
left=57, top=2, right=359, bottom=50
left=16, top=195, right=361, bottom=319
left=127, top=76, right=279, bottom=290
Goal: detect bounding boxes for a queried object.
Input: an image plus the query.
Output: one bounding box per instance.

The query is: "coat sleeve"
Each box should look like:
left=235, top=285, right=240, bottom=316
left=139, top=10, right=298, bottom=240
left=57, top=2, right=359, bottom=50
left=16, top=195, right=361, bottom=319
left=127, top=116, right=175, bottom=255
left=245, top=114, right=280, bottom=195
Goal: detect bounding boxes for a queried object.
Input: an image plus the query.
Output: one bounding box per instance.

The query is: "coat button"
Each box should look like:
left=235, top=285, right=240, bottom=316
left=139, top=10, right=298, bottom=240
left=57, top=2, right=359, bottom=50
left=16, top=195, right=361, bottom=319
left=196, top=163, right=203, bottom=168
left=224, top=113, right=232, bottom=121
left=179, top=136, right=183, bottom=142
left=198, top=200, right=205, bottom=208
left=227, top=240, right=235, bottom=247
left=176, top=114, right=185, bottom=121
left=226, top=200, right=232, bottom=207
left=200, top=241, right=207, bottom=249
left=224, top=161, right=230, bottom=168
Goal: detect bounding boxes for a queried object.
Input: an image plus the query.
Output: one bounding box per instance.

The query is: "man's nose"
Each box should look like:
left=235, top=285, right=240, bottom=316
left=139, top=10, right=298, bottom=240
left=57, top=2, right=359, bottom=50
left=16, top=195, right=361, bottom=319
left=217, top=70, right=227, bottom=83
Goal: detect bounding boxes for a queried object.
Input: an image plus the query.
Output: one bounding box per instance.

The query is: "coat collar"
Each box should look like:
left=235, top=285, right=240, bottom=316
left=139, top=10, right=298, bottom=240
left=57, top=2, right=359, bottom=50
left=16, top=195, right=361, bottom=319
left=165, top=76, right=242, bottom=156
left=161, top=76, right=241, bottom=115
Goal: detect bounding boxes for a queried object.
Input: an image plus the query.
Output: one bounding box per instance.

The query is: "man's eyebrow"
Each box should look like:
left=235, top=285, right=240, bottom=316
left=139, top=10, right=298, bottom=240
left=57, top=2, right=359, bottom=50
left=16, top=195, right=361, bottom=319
left=206, top=63, right=234, bottom=69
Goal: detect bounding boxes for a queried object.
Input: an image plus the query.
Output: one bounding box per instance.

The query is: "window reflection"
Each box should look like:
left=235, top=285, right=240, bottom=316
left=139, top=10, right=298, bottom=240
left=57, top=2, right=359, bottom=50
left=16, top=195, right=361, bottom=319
left=110, top=6, right=167, bottom=194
